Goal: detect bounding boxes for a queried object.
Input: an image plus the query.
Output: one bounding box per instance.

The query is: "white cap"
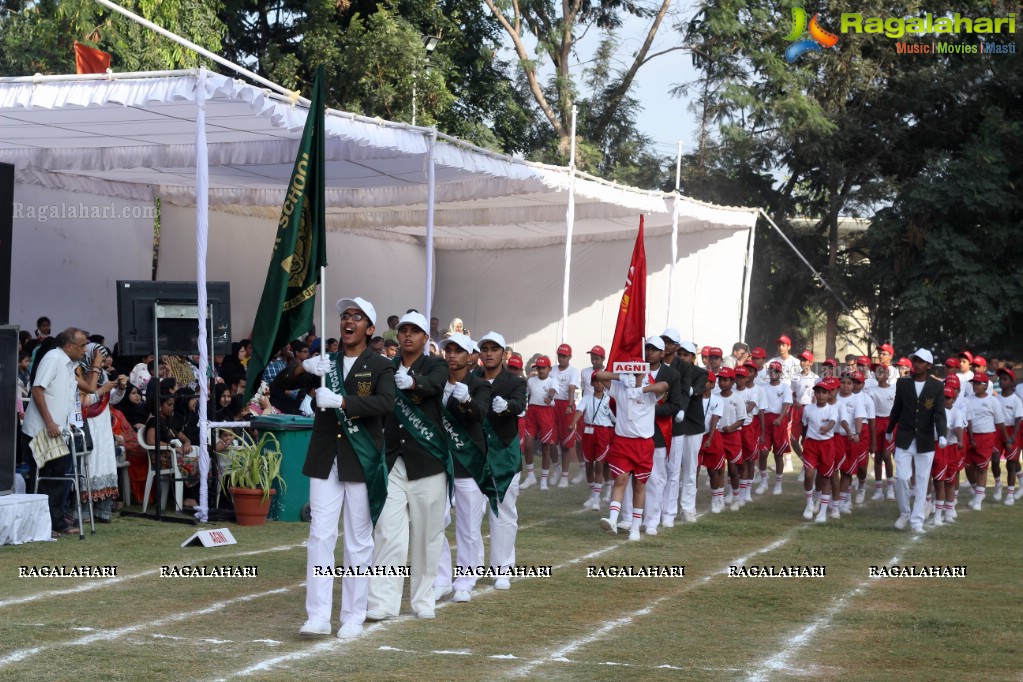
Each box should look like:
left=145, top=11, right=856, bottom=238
left=397, top=311, right=429, bottom=334
left=645, top=335, right=665, bottom=351
left=679, top=340, right=698, bottom=355
left=439, top=332, right=474, bottom=353
left=660, top=328, right=681, bottom=344
left=335, top=297, right=376, bottom=326
left=478, top=331, right=507, bottom=349
left=910, top=348, right=934, bottom=364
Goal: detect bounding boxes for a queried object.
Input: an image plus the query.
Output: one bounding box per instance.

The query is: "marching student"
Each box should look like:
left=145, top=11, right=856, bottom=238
left=855, top=356, right=876, bottom=392
left=800, top=379, right=838, bottom=522
left=757, top=360, right=793, bottom=496
left=642, top=336, right=683, bottom=535
left=748, top=347, right=768, bottom=384
left=820, top=357, right=839, bottom=379
left=996, top=368, right=1023, bottom=505
left=849, top=371, right=876, bottom=507
left=964, top=373, right=1010, bottom=511
left=706, top=347, right=725, bottom=375
left=672, top=340, right=708, bottom=524
left=594, top=345, right=670, bottom=542
left=895, top=357, right=912, bottom=378
left=788, top=350, right=818, bottom=467
left=715, top=367, right=746, bottom=511
left=523, top=356, right=557, bottom=490
left=970, top=357, right=994, bottom=397
left=834, top=373, right=865, bottom=518
left=956, top=351, right=975, bottom=388
left=570, top=374, right=616, bottom=511
left=734, top=365, right=762, bottom=508
left=869, top=364, right=897, bottom=500
left=876, top=343, right=896, bottom=387
left=282, top=296, right=395, bottom=640
left=550, top=344, right=581, bottom=487
left=580, top=345, right=606, bottom=398
left=367, top=310, right=450, bottom=622
left=932, top=385, right=967, bottom=526
left=768, top=335, right=801, bottom=385
left=700, top=371, right=726, bottom=512
left=506, top=355, right=532, bottom=483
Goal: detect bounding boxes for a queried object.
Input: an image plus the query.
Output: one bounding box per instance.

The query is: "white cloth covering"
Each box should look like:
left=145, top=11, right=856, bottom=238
left=0, top=494, right=52, bottom=545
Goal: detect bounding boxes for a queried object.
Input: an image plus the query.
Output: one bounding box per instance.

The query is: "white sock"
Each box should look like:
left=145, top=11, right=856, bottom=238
left=632, top=508, right=644, bottom=530
left=526, top=464, right=535, bottom=475
left=541, top=469, right=548, bottom=482
left=608, top=501, right=621, bottom=525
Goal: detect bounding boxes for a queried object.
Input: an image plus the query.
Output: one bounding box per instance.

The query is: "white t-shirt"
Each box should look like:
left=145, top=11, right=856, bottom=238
left=550, top=364, right=580, bottom=402
left=1014, top=383, right=1023, bottom=404
left=607, top=376, right=658, bottom=439
left=1001, top=393, right=1023, bottom=431
left=855, top=390, right=876, bottom=421
left=863, top=375, right=879, bottom=392
left=944, top=405, right=968, bottom=446
left=792, top=370, right=819, bottom=406
left=802, top=402, right=838, bottom=441
left=577, top=393, right=614, bottom=427
left=835, top=393, right=867, bottom=436
left=580, top=366, right=602, bottom=398
left=761, top=381, right=793, bottom=414
left=767, top=355, right=801, bottom=384
left=735, top=386, right=756, bottom=426
left=703, top=394, right=723, bottom=434
left=966, top=393, right=1005, bottom=433
left=870, top=383, right=896, bottom=418
left=527, top=375, right=554, bottom=407
left=718, top=391, right=746, bottom=432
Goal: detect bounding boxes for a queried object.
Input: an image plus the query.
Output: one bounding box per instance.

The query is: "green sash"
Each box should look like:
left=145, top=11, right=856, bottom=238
left=441, top=405, right=499, bottom=515
left=392, top=389, right=454, bottom=498
left=327, top=354, right=388, bottom=526
left=483, top=420, right=521, bottom=508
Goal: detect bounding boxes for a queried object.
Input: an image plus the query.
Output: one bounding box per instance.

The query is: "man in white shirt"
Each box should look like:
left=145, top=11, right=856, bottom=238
left=768, top=335, right=802, bottom=386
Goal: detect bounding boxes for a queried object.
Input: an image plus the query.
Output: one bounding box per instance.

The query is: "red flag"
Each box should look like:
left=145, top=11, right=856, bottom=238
left=74, top=42, right=111, bottom=74
left=606, top=215, right=647, bottom=368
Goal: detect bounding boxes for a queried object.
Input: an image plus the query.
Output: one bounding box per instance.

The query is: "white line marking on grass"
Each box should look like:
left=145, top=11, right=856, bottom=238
left=433, top=649, right=471, bottom=655
left=744, top=548, right=908, bottom=682
left=0, top=586, right=292, bottom=669
left=0, top=543, right=303, bottom=609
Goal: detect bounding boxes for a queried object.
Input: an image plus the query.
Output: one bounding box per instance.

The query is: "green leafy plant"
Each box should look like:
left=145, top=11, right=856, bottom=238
left=218, top=429, right=286, bottom=503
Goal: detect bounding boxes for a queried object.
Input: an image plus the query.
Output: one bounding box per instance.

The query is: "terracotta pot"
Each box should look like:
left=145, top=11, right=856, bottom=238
left=230, top=487, right=276, bottom=526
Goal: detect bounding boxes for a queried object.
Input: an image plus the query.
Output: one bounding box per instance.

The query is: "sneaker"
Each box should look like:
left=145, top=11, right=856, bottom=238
left=571, top=471, right=586, bottom=484
left=814, top=508, right=827, bottom=523
left=871, top=488, right=884, bottom=501
left=945, top=507, right=957, bottom=523
left=683, top=512, right=698, bottom=523
left=520, top=475, right=536, bottom=490
left=645, top=526, right=658, bottom=536
left=993, top=480, right=1003, bottom=501
left=365, top=611, right=396, bottom=622
left=415, top=610, right=436, bottom=620
left=968, top=498, right=982, bottom=511
left=885, top=487, right=895, bottom=501
left=661, top=517, right=675, bottom=528
left=1016, top=485, right=1023, bottom=501
left=539, top=481, right=549, bottom=491
left=557, top=476, right=569, bottom=488
left=628, top=528, right=641, bottom=541
left=932, top=511, right=944, bottom=527
left=911, top=525, right=926, bottom=535
left=730, top=500, right=740, bottom=512
left=894, top=514, right=910, bottom=530
left=773, top=483, right=783, bottom=495
left=452, top=590, right=471, bottom=603
left=830, top=505, right=841, bottom=519
left=711, top=500, right=722, bottom=514
left=755, top=481, right=768, bottom=495
left=802, top=503, right=814, bottom=520
left=599, top=518, right=618, bottom=534
left=602, top=489, right=612, bottom=503
left=617, top=520, right=633, bottom=530
left=337, top=623, right=364, bottom=640
left=550, top=464, right=561, bottom=487
left=434, top=585, right=452, bottom=601
left=841, top=500, right=852, bottom=514
left=299, top=619, right=332, bottom=637
left=855, top=488, right=866, bottom=505
left=494, top=578, right=511, bottom=590
left=1006, top=495, right=1016, bottom=506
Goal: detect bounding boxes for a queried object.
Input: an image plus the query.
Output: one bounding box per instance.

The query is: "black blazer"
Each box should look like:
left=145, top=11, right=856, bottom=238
left=275, top=349, right=395, bottom=482
left=652, top=363, right=683, bottom=447
left=385, top=353, right=450, bottom=480
left=676, top=360, right=708, bottom=436
left=485, top=370, right=528, bottom=446
left=887, top=376, right=947, bottom=453
left=445, top=373, right=493, bottom=478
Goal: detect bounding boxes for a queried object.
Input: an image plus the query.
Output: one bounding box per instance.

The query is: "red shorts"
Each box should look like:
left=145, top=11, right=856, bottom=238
left=701, top=430, right=725, bottom=470
left=721, top=430, right=743, bottom=465
left=790, top=405, right=804, bottom=440
left=874, top=417, right=893, bottom=454
left=852, top=424, right=871, bottom=468
left=946, top=444, right=965, bottom=481
left=606, top=436, right=654, bottom=482
left=834, top=434, right=855, bottom=475
left=967, top=432, right=1000, bottom=468
left=524, top=405, right=556, bottom=444
left=764, top=412, right=792, bottom=454
left=741, top=422, right=760, bottom=463
left=580, top=425, right=614, bottom=462
left=802, top=438, right=836, bottom=478
left=553, top=399, right=579, bottom=447
left=1001, top=439, right=1021, bottom=462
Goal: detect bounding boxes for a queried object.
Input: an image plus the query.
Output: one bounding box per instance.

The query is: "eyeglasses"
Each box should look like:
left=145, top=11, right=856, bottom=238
left=340, top=312, right=366, bottom=322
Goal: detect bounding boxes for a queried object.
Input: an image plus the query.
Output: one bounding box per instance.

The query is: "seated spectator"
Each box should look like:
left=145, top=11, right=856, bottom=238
left=145, top=391, right=199, bottom=509
left=369, top=335, right=385, bottom=356
left=325, top=337, right=339, bottom=353
left=261, top=344, right=291, bottom=385
left=269, top=339, right=309, bottom=414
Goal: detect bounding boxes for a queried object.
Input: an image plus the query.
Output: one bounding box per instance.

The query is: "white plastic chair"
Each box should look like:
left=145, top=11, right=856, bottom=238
left=137, top=425, right=184, bottom=512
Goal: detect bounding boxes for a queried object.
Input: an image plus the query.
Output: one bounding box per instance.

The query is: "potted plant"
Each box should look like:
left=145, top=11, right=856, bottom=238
left=218, top=429, right=286, bottom=526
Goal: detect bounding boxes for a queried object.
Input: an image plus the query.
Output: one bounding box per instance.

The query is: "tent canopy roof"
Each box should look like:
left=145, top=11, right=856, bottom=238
left=0, top=69, right=757, bottom=247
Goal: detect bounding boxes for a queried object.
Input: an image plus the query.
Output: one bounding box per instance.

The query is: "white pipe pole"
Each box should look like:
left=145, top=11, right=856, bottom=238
left=424, top=130, right=437, bottom=322
left=194, top=66, right=211, bottom=523
left=675, top=140, right=682, bottom=191
left=739, top=220, right=755, bottom=342
left=561, top=105, right=578, bottom=344
left=667, top=141, right=682, bottom=329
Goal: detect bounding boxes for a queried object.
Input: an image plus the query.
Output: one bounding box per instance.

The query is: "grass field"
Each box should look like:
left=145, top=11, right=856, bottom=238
left=1, top=471, right=1019, bottom=682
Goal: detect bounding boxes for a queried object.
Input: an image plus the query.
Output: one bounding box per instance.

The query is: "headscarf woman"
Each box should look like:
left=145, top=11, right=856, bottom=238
left=77, top=343, right=126, bottom=522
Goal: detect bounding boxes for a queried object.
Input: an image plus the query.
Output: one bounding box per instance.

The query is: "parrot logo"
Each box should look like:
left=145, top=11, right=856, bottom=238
left=784, top=7, right=839, bottom=62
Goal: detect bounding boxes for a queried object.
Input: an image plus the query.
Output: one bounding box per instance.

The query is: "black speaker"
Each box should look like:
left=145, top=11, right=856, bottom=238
left=0, top=163, right=12, bottom=326
left=0, top=325, right=17, bottom=495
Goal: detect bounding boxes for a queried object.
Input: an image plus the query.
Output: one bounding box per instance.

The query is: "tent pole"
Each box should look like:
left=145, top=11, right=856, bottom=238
left=561, top=105, right=577, bottom=344
left=667, top=141, right=681, bottom=329
left=194, top=66, right=211, bottom=524
left=739, top=218, right=755, bottom=343
left=424, top=130, right=437, bottom=323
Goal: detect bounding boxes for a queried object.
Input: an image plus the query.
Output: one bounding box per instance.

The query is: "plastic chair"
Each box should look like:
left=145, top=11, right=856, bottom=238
left=34, top=425, right=95, bottom=540
left=137, top=425, right=184, bottom=512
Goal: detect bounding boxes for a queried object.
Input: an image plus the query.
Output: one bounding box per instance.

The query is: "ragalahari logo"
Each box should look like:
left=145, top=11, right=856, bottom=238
left=784, top=7, right=839, bottom=62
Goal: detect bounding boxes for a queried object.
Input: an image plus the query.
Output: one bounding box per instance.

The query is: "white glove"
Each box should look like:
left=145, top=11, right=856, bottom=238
left=394, top=372, right=414, bottom=390
left=885, top=430, right=894, bottom=443
left=627, top=387, right=644, bottom=401
left=299, top=394, right=314, bottom=417
left=492, top=396, right=509, bottom=413
left=674, top=409, right=686, bottom=423
left=302, top=356, right=331, bottom=377
left=620, top=373, right=636, bottom=389
left=315, top=387, right=344, bottom=409
left=938, top=436, right=947, bottom=449
left=452, top=382, right=470, bottom=403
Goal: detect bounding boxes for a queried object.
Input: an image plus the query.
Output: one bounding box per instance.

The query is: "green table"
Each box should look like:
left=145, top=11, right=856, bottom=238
left=251, top=415, right=313, bottom=522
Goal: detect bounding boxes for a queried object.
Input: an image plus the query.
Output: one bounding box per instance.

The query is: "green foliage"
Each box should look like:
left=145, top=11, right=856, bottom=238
left=218, top=429, right=286, bottom=503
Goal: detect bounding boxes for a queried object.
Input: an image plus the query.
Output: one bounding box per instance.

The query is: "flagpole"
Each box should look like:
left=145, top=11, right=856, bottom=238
left=561, top=105, right=578, bottom=344
left=320, top=265, right=327, bottom=391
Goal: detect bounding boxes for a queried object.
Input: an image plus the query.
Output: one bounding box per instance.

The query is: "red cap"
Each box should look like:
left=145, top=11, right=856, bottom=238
left=556, top=344, right=572, bottom=356
left=944, top=386, right=957, bottom=398
left=588, top=345, right=606, bottom=357
left=823, top=358, right=838, bottom=367
left=896, top=357, right=912, bottom=367
left=944, top=356, right=958, bottom=368
left=750, top=347, right=767, bottom=359
left=970, top=372, right=988, bottom=383
left=944, top=375, right=960, bottom=388
left=743, top=361, right=759, bottom=373
left=799, top=351, right=814, bottom=362
left=972, top=356, right=987, bottom=367
left=850, top=370, right=865, bottom=383
left=869, top=362, right=880, bottom=371
left=827, top=377, right=842, bottom=390
left=701, top=345, right=711, bottom=357
left=706, top=371, right=716, bottom=384
left=777, top=335, right=791, bottom=345
left=997, top=367, right=1016, bottom=381
left=813, top=379, right=830, bottom=391
left=768, top=360, right=783, bottom=371
left=734, top=366, right=750, bottom=377
left=507, top=355, right=523, bottom=369
left=879, top=343, right=895, bottom=355
left=855, top=356, right=869, bottom=366
left=958, top=350, right=973, bottom=363
left=717, top=367, right=736, bottom=379
left=533, top=356, right=552, bottom=368
left=709, top=347, right=723, bottom=357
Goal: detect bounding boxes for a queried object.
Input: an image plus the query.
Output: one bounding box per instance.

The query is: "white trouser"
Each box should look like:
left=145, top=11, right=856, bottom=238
left=367, top=459, right=447, bottom=617
left=306, top=464, right=373, bottom=626
left=679, top=433, right=702, bottom=515
left=894, top=441, right=933, bottom=529
left=489, top=476, right=520, bottom=573
left=661, top=435, right=685, bottom=521
left=435, top=477, right=487, bottom=592
left=643, top=446, right=668, bottom=530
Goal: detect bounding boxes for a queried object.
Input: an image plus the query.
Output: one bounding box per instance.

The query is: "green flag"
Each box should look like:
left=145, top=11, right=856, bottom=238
left=245, top=66, right=328, bottom=400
